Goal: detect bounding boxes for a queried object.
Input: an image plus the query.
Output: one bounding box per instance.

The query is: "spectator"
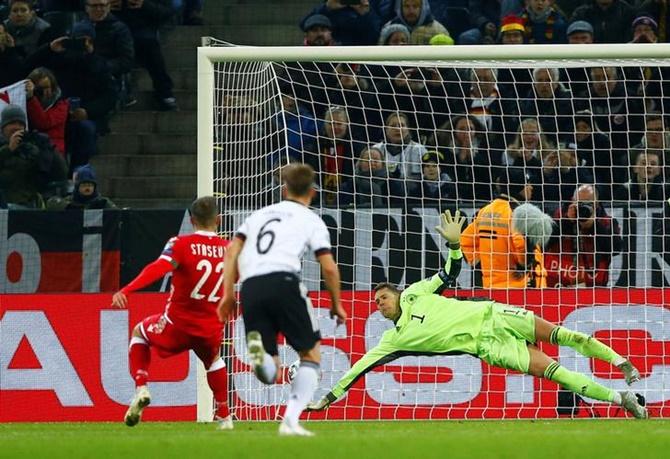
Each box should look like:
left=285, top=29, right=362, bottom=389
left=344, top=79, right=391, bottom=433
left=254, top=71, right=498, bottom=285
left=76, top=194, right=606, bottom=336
left=571, top=0, right=636, bottom=43
left=519, top=0, right=568, bottom=44
left=182, top=0, right=204, bottom=25
left=272, top=84, right=318, bottom=166
left=110, top=0, right=178, bottom=111
left=629, top=14, right=658, bottom=42
left=577, top=66, right=644, bottom=151
left=409, top=21, right=453, bottom=44
left=566, top=20, right=594, bottom=43
left=460, top=0, right=524, bottom=45
left=80, top=0, right=134, bottom=89
left=520, top=67, right=574, bottom=145
left=302, top=14, right=335, bottom=46
left=637, top=0, right=669, bottom=41
left=0, top=23, right=24, bottom=86
left=339, top=146, right=399, bottom=208
left=26, top=21, right=118, bottom=136
left=25, top=66, right=68, bottom=156
left=373, top=111, right=426, bottom=192
left=545, top=184, right=623, bottom=287
left=387, top=0, right=448, bottom=36
left=47, top=164, right=116, bottom=209
left=300, top=0, right=381, bottom=45
left=436, top=114, right=492, bottom=203
left=326, top=62, right=382, bottom=142
left=407, top=150, right=456, bottom=207
left=3, top=0, right=51, bottom=57
left=377, top=22, right=409, bottom=44
left=0, top=103, right=68, bottom=208
left=536, top=142, right=593, bottom=207
left=461, top=167, right=552, bottom=288
left=466, top=67, right=519, bottom=155
left=625, top=150, right=666, bottom=202
left=630, top=112, right=670, bottom=176
left=573, top=109, right=627, bottom=202
left=498, top=14, right=526, bottom=44
left=311, top=105, right=359, bottom=207
left=502, top=117, right=553, bottom=186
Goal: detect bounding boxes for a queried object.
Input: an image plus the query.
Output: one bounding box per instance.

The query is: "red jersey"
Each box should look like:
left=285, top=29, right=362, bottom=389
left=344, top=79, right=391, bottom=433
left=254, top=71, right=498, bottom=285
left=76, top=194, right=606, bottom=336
left=160, top=231, right=230, bottom=337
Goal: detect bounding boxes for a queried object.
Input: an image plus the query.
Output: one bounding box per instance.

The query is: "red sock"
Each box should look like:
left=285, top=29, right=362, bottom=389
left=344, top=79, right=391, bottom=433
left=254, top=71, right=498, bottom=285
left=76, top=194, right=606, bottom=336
left=129, top=337, right=151, bottom=387
left=207, top=359, right=230, bottom=419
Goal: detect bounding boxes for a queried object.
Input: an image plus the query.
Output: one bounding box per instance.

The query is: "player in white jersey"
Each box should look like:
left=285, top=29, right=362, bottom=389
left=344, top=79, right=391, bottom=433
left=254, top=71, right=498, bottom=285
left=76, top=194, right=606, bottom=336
left=218, top=163, right=346, bottom=436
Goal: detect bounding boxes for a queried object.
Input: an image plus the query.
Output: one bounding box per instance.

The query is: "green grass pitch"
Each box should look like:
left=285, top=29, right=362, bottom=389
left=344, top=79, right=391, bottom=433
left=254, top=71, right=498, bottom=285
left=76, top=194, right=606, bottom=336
left=1, top=420, right=669, bottom=459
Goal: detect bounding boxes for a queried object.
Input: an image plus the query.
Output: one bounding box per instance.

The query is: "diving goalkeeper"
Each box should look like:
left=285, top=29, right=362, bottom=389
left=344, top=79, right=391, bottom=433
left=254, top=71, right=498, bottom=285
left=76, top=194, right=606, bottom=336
left=308, top=210, right=647, bottom=419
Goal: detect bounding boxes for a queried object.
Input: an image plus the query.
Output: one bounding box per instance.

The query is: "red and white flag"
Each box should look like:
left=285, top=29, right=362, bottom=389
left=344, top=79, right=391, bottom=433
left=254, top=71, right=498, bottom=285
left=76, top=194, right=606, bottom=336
left=0, top=80, right=27, bottom=116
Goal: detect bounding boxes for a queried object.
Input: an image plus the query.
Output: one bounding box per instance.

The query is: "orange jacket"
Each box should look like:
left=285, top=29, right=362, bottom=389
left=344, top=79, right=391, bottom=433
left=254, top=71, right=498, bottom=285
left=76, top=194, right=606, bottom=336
left=461, top=198, right=546, bottom=288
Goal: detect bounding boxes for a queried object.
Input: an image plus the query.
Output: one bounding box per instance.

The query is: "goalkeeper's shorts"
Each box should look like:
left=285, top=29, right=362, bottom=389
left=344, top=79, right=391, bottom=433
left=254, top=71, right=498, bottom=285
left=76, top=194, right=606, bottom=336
left=477, top=303, right=536, bottom=374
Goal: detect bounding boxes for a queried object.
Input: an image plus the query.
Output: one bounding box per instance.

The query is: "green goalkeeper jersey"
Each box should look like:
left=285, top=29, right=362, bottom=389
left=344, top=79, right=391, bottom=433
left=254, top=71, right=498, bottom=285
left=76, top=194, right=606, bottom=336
left=326, top=247, right=496, bottom=402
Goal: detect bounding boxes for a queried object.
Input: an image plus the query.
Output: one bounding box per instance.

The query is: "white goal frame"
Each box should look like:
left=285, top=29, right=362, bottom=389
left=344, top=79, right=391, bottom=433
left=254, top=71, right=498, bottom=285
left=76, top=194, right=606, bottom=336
left=195, top=43, right=670, bottom=422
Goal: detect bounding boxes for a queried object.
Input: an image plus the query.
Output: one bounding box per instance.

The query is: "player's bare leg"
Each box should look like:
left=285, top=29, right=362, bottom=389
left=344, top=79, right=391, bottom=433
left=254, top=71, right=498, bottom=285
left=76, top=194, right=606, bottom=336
left=534, top=316, right=641, bottom=385
left=279, top=344, right=321, bottom=437
left=125, top=325, right=152, bottom=427
left=204, top=354, right=233, bottom=430
left=527, top=345, right=647, bottom=419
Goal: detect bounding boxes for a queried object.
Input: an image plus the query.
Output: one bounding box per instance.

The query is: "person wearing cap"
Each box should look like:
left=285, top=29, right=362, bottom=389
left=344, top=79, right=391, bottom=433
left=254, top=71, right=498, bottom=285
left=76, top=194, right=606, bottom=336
left=47, top=164, right=116, bottom=210
left=301, top=14, right=335, bottom=46
left=0, top=103, right=68, bottom=208
left=571, top=0, right=635, bottom=43
left=566, top=20, right=594, bottom=44
left=630, top=14, right=658, bottom=43
left=300, top=1, right=381, bottom=46
left=378, top=22, right=410, bottom=45
left=498, top=14, right=526, bottom=44
left=408, top=150, right=456, bottom=207
left=460, top=166, right=551, bottom=289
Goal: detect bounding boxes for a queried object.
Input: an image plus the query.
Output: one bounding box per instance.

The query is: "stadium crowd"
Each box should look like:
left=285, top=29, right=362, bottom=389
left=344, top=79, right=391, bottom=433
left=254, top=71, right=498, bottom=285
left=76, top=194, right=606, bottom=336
left=0, top=0, right=202, bottom=209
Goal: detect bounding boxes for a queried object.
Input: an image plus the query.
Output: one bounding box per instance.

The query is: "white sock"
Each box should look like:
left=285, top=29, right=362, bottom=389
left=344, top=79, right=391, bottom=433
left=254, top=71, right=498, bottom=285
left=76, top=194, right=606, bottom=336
left=612, top=392, right=622, bottom=405
left=255, top=353, right=277, bottom=384
left=283, top=361, right=319, bottom=428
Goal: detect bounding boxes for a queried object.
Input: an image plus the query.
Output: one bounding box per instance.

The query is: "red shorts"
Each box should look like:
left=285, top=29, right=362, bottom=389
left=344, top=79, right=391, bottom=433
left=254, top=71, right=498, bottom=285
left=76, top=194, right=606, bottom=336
left=139, top=314, right=222, bottom=367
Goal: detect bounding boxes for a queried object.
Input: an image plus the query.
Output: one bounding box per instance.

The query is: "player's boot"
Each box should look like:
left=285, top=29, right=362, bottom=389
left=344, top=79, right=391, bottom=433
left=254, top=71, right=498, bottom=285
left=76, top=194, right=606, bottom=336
left=246, top=331, right=265, bottom=367
left=215, top=415, right=234, bottom=430
left=617, top=360, right=641, bottom=385
left=124, top=385, right=151, bottom=427
left=278, top=422, right=315, bottom=437
left=620, top=391, right=648, bottom=419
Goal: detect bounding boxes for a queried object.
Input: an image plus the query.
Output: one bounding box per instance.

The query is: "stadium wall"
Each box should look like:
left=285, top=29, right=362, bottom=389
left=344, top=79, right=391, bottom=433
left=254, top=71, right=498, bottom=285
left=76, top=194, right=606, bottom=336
left=1, top=290, right=668, bottom=421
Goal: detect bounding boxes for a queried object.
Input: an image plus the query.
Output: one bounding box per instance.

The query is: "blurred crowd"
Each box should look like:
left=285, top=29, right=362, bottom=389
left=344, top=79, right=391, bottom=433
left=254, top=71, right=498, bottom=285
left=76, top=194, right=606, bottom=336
left=0, top=0, right=203, bottom=209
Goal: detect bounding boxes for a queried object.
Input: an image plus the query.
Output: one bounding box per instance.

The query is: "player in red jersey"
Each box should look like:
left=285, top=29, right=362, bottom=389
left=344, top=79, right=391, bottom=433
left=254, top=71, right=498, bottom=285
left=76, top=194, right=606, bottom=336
left=111, top=196, right=233, bottom=429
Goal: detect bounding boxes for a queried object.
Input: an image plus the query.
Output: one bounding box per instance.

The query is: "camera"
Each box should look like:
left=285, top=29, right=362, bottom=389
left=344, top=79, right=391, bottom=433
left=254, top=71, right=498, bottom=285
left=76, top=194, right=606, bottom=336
left=576, top=203, right=593, bottom=220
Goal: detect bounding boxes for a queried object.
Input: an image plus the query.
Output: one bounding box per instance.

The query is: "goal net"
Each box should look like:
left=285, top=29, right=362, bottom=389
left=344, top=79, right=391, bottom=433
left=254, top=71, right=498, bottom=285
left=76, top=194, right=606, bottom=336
left=198, top=42, right=670, bottom=421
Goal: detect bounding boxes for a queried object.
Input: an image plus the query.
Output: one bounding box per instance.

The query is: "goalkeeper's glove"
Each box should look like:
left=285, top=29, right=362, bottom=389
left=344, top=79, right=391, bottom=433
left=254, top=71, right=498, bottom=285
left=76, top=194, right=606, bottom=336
left=305, top=397, right=331, bottom=412
left=435, top=209, right=466, bottom=248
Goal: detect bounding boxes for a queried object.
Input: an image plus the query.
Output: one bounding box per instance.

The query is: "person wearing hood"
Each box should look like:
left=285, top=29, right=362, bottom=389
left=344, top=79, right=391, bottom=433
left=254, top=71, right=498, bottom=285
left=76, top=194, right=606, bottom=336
left=461, top=167, right=553, bottom=288
left=3, top=0, right=51, bottom=57
left=47, top=164, right=116, bottom=209
left=387, top=0, right=448, bottom=35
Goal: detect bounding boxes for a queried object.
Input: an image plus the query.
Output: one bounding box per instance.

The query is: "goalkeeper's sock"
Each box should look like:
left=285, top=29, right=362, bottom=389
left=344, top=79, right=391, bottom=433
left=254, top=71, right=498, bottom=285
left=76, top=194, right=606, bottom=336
left=207, top=358, right=230, bottom=419
left=283, top=361, right=319, bottom=428
left=255, top=353, right=277, bottom=384
left=129, top=336, right=151, bottom=387
left=543, top=361, right=619, bottom=404
left=550, top=326, right=626, bottom=366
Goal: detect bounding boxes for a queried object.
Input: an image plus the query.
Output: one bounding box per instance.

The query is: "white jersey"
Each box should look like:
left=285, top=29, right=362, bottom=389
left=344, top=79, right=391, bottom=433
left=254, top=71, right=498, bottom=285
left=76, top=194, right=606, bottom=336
left=236, top=200, right=332, bottom=282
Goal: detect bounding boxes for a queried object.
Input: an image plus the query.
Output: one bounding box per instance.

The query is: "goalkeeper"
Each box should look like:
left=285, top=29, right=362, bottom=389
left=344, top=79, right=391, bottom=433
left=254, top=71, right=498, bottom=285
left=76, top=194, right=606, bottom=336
left=308, top=210, right=647, bottom=419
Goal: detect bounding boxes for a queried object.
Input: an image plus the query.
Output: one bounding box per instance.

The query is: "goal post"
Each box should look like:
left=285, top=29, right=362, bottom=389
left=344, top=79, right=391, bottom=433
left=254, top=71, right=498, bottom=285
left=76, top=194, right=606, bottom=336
left=197, top=43, right=670, bottom=421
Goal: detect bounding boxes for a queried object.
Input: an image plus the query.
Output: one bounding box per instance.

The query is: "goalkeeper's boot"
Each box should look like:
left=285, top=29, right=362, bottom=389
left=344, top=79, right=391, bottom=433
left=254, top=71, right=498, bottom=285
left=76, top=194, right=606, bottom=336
left=124, top=385, right=151, bottom=427
left=617, top=360, right=641, bottom=386
left=215, top=415, right=234, bottom=431
left=620, top=391, right=648, bottom=419
left=279, top=422, right=315, bottom=437
left=246, top=331, right=265, bottom=367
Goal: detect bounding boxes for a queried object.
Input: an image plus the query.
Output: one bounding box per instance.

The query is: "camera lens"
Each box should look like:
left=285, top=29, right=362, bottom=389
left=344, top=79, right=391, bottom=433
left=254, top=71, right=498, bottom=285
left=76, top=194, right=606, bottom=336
left=577, top=203, right=593, bottom=220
